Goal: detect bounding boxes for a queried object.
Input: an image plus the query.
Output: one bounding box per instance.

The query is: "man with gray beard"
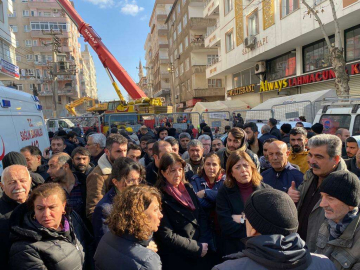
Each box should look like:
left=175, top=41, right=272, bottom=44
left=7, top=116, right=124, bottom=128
left=287, top=134, right=348, bottom=252
left=0, top=165, right=32, bottom=268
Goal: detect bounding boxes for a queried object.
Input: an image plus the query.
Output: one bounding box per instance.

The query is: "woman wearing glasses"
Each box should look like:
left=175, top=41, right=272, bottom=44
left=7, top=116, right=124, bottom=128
left=154, top=153, right=213, bottom=270
left=216, top=151, right=271, bottom=256
left=92, top=157, right=145, bottom=247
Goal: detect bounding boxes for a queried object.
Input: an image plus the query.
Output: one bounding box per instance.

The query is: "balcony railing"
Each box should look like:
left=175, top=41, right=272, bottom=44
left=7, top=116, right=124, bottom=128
left=205, top=21, right=219, bottom=38
left=207, top=56, right=221, bottom=68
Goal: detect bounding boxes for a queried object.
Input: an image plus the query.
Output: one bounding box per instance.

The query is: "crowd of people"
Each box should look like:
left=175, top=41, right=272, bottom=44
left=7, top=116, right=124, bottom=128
left=0, top=118, right=360, bottom=270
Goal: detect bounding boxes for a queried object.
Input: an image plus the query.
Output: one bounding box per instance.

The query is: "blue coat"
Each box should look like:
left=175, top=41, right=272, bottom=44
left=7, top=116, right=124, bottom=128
left=261, top=162, right=304, bottom=192
left=92, top=186, right=117, bottom=247
left=190, top=174, right=225, bottom=210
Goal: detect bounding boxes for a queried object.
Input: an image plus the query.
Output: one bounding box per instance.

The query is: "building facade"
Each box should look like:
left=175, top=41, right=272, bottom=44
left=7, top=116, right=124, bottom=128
left=0, top=0, right=19, bottom=83
left=144, top=0, right=174, bottom=104
left=166, top=0, right=225, bottom=111
left=81, top=44, right=97, bottom=100
left=204, top=0, right=360, bottom=108
left=7, top=0, right=97, bottom=118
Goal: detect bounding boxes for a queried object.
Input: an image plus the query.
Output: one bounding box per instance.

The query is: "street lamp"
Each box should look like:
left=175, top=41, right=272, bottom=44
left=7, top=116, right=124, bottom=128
left=167, top=62, right=176, bottom=113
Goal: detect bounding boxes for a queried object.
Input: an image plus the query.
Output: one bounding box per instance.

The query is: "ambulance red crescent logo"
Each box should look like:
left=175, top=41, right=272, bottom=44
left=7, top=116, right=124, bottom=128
left=0, top=136, right=5, bottom=161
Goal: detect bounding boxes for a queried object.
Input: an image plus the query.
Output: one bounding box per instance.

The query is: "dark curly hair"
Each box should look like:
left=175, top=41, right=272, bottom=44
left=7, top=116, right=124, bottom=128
left=155, top=152, right=187, bottom=188
left=106, top=184, right=161, bottom=240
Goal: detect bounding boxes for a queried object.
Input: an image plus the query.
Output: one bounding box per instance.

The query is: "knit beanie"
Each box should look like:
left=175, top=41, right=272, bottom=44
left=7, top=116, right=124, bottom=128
left=244, top=189, right=298, bottom=236
left=2, top=151, right=28, bottom=169
left=311, top=123, right=323, bottom=134
left=320, top=171, right=360, bottom=207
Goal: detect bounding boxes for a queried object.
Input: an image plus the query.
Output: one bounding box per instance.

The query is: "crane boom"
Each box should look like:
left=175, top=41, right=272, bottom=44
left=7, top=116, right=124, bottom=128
left=56, top=0, right=147, bottom=100
left=65, top=97, right=95, bottom=116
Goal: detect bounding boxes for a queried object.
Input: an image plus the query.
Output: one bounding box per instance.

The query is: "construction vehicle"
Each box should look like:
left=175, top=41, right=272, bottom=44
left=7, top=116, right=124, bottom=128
left=56, top=0, right=170, bottom=125
left=65, top=97, right=95, bottom=116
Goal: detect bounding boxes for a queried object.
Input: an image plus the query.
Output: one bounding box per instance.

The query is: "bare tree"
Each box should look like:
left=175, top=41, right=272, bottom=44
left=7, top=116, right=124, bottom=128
left=302, top=0, right=349, bottom=96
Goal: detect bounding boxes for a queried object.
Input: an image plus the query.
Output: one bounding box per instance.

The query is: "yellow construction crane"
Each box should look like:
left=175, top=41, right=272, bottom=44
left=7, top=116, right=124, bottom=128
left=65, top=97, right=95, bottom=116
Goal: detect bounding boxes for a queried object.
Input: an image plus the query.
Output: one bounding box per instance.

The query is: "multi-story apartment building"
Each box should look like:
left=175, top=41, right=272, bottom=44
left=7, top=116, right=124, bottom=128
left=8, top=0, right=97, bottom=118
left=137, top=60, right=148, bottom=94
left=0, top=0, right=19, bottom=83
left=166, top=0, right=224, bottom=111
left=144, top=0, right=174, bottom=104
left=204, top=0, right=360, bottom=108
left=81, top=44, right=97, bottom=100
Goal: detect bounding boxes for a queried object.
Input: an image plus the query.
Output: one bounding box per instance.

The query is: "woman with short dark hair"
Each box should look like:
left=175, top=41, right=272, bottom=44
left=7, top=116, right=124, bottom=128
left=154, top=153, right=213, bottom=270
left=8, top=183, right=94, bottom=270
left=94, top=185, right=163, bottom=270
left=216, top=150, right=271, bottom=256
left=92, top=157, right=145, bottom=246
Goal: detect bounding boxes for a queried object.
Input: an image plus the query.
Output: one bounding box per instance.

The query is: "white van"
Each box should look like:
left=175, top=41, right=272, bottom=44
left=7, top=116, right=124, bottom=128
left=313, top=100, right=360, bottom=135
left=46, top=118, right=75, bottom=133
left=0, top=86, right=50, bottom=174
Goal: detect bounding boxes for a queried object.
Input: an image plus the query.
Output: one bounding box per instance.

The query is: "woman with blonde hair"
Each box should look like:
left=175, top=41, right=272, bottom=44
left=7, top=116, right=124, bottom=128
left=94, top=184, right=163, bottom=270
left=154, top=152, right=213, bottom=270
left=216, top=150, right=271, bottom=256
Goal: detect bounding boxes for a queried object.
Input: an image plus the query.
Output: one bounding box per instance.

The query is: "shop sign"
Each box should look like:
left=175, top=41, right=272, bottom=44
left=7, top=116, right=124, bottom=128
left=227, top=84, right=259, bottom=96
left=260, top=79, right=288, bottom=92
left=0, top=59, right=19, bottom=79
left=242, top=37, right=269, bottom=55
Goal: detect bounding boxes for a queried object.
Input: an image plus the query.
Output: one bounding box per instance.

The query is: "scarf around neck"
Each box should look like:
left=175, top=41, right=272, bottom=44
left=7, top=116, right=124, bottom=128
left=328, top=207, right=359, bottom=240
left=163, top=181, right=196, bottom=211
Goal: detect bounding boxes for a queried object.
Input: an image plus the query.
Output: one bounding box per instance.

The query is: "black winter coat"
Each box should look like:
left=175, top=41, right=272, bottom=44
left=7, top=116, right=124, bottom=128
left=154, top=183, right=214, bottom=270
left=146, top=162, right=159, bottom=186
left=0, top=193, right=20, bottom=269
left=216, top=182, right=271, bottom=256
left=8, top=203, right=94, bottom=270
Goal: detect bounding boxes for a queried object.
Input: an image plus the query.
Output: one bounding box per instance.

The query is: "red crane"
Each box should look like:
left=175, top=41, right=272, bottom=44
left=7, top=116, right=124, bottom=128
left=55, top=0, right=147, bottom=100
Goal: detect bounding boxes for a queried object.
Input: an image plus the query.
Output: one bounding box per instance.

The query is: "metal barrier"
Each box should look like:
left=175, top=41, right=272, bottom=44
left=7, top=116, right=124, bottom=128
left=107, top=113, right=158, bottom=134
left=271, top=100, right=314, bottom=123
left=201, top=111, right=231, bottom=134
left=233, top=109, right=274, bottom=124
left=46, top=115, right=102, bottom=135
left=157, top=112, right=201, bottom=131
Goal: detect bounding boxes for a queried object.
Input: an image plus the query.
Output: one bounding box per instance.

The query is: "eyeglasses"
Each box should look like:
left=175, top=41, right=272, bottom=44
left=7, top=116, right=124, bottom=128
left=125, top=178, right=145, bottom=185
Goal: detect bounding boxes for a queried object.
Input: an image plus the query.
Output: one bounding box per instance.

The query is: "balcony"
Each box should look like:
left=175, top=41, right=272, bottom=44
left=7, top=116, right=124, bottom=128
left=203, top=0, right=220, bottom=18
left=28, top=1, right=60, bottom=8
left=205, top=26, right=220, bottom=48
left=194, top=87, right=225, bottom=98
left=32, top=16, right=69, bottom=23
left=189, top=18, right=216, bottom=30
left=192, top=65, right=206, bottom=74
left=158, top=29, right=168, bottom=36
left=31, top=30, right=70, bottom=38
left=190, top=37, right=205, bottom=51
left=206, top=57, right=222, bottom=78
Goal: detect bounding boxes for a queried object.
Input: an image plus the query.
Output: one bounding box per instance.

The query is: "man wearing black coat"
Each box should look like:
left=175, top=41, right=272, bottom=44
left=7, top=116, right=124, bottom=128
left=20, top=145, right=50, bottom=181
left=268, top=118, right=282, bottom=140
left=146, top=141, right=172, bottom=185
left=0, top=165, right=32, bottom=269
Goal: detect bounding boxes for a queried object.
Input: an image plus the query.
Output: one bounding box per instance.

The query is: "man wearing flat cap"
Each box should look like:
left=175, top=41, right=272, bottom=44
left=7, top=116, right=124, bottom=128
left=316, top=170, right=360, bottom=270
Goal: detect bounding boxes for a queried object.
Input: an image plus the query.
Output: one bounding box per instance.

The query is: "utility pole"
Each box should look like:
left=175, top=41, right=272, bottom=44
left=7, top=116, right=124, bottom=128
left=42, top=29, right=76, bottom=118
left=167, top=62, right=176, bottom=113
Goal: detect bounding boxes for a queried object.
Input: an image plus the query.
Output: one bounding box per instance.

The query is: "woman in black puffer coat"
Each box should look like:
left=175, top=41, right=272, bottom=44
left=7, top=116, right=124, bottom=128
left=8, top=183, right=94, bottom=270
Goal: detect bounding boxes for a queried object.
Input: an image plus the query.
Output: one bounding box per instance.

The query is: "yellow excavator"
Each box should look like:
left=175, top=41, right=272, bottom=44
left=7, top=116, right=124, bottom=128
left=65, top=97, right=95, bottom=116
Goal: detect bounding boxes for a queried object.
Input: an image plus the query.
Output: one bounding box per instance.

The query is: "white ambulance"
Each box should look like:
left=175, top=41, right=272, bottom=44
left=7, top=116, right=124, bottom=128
left=0, top=86, right=50, bottom=174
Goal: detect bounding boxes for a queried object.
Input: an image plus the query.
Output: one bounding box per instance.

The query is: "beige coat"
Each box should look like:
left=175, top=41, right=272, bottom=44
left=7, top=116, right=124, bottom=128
left=316, top=214, right=360, bottom=270
left=86, top=153, right=112, bottom=220
left=297, top=159, right=347, bottom=252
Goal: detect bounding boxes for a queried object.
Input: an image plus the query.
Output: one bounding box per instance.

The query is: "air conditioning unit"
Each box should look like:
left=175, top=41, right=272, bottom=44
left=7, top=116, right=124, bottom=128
left=255, top=61, right=266, bottom=74
left=244, top=35, right=256, bottom=48
left=176, top=54, right=180, bottom=59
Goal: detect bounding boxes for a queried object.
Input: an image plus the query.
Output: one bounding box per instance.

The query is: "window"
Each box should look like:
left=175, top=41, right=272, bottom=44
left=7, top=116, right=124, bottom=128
left=37, top=84, right=42, bottom=92
left=22, top=10, right=29, bottom=17
left=185, top=58, right=189, bottom=71
left=247, top=9, right=259, bottom=36
left=34, top=54, right=40, bottom=62
left=44, top=12, right=51, bottom=17
left=30, top=84, right=33, bottom=90
left=225, top=29, right=234, bottom=52
left=182, top=0, right=186, bottom=5
left=33, top=40, right=38, bottom=46
left=179, top=43, right=183, bottom=54
left=281, top=0, right=299, bottom=18
left=207, top=55, right=219, bottom=66
left=31, top=10, right=35, bottom=17
left=25, top=40, right=32, bottom=47
left=175, top=67, right=178, bottom=77
left=173, top=30, right=176, bottom=41
left=10, top=25, right=18, bottom=32
left=26, top=54, right=33, bottom=61
left=185, top=35, right=189, bottom=48
left=177, top=23, right=182, bottom=34
left=16, top=55, right=21, bottom=62
left=9, top=10, right=16, bottom=17
left=320, top=114, right=351, bottom=135
left=24, top=25, right=30, bottom=32
left=16, top=41, right=19, bottom=47
left=46, top=55, right=53, bottom=61
left=183, top=13, right=187, bottom=27
left=38, top=11, right=42, bottom=16
left=208, top=79, right=222, bottom=88
left=233, top=67, right=261, bottom=87
left=17, top=84, right=23, bottom=91
left=174, top=49, right=178, bottom=58
left=169, top=38, right=172, bottom=47
left=303, top=36, right=335, bottom=72
left=177, top=4, right=180, bottom=14
left=345, top=25, right=360, bottom=62
left=224, top=0, right=233, bottom=15
left=180, top=63, right=184, bottom=75
left=266, top=51, right=296, bottom=81
left=30, top=22, right=69, bottom=31
left=36, top=69, right=41, bottom=78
